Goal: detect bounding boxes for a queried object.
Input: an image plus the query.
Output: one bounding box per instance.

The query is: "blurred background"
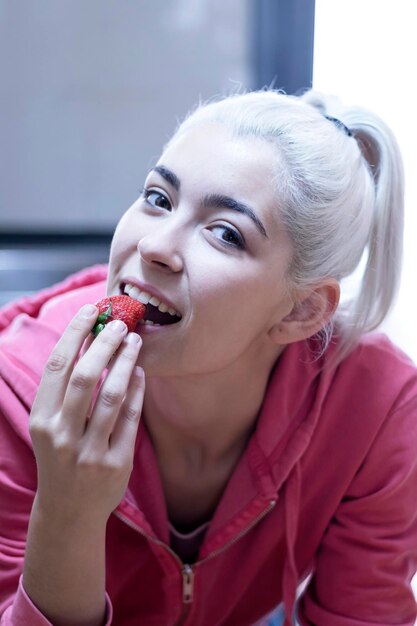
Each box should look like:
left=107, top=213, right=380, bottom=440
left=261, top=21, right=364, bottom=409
left=0, top=0, right=415, bottom=367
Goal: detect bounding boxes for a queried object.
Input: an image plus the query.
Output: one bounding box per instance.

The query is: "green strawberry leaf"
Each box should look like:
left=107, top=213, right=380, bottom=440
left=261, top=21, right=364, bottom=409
left=92, top=323, right=106, bottom=338
left=91, top=303, right=113, bottom=338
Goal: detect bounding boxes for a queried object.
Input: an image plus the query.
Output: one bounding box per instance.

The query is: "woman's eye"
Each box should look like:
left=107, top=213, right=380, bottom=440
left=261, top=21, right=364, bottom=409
left=210, top=225, right=245, bottom=249
left=142, top=189, right=172, bottom=211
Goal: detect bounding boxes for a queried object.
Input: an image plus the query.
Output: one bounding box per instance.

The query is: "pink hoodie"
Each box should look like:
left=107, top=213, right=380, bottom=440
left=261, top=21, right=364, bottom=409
left=0, top=266, right=416, bottom=626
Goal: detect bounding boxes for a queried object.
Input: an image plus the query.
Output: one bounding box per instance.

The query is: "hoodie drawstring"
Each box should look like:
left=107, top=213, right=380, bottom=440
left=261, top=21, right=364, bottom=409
left=282, top=460, right=301, bottom=625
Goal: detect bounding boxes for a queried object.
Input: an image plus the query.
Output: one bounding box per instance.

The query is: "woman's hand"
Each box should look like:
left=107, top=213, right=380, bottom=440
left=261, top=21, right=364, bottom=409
left=29, top=302, right=145, bottom=527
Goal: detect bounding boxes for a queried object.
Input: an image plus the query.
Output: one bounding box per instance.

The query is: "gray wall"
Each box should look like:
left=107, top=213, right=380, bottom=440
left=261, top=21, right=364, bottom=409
left=0, top=1, right=252, bottom=233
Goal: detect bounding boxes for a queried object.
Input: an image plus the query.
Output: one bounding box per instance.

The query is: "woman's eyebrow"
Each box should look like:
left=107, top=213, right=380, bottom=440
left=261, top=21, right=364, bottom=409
left=202, top=193, right=268, bottom=239
left=151, top=165, right=181, bottom=191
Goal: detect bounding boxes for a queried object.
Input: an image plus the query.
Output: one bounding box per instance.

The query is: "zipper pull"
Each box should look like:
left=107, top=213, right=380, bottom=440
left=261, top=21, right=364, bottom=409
left=182, top=564, right=194, bottom=604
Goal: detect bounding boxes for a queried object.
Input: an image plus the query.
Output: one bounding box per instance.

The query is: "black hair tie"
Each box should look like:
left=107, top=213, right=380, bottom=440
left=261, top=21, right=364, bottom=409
left=324, top=115, right=352, bottom=137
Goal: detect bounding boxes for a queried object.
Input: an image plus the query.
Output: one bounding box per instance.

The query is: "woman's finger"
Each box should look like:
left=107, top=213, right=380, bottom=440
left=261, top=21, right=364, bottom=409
left=61, top=320, right=128, bottom=437
left=82, top=332, right=142, bottom=448
left=79, top=332, right=95, bottom=359
left=32, top=304, right=99, bottom=417
left=109, top=365, right=145, bottom=463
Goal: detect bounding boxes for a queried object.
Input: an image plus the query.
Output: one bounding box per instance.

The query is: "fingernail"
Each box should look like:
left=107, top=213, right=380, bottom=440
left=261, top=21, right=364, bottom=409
left=126, top=332, right=140, bottom=344
left=80, top=304, right=97, bottom=318
left=107, top=320, right=127, bottom=333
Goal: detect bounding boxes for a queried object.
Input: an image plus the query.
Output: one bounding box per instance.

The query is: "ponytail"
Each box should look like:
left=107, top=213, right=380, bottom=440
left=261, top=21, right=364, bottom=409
left=302, top=92, right=405, bottom=362
left=343, top=109, right=404, bottom=354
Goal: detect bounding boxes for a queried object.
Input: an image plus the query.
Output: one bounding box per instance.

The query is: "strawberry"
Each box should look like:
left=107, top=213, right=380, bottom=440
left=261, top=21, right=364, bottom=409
left=91, top=295, right=146, bottom=337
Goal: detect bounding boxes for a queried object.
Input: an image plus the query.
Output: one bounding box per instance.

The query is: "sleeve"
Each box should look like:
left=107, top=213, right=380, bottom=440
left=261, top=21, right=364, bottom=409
left=0, top=382, right=114, bottom=625
left=298, top=395, right=417, bottom=626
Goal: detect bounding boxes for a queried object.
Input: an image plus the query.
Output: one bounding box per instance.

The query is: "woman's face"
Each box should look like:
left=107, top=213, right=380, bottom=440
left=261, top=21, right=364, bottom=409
left=107, top=123, right=295, bottom=377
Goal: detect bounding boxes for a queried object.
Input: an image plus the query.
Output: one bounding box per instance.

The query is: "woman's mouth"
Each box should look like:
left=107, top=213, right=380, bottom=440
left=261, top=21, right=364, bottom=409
left=121, top=282, right=182, bottom=327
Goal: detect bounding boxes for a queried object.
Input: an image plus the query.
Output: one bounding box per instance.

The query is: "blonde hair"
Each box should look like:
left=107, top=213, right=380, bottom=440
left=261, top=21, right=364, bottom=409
left=170, top=90, right=405, bottom=363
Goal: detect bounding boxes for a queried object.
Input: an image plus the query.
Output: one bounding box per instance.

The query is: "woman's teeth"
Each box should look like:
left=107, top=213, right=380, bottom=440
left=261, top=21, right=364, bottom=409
left=123, top=283, right=181, bottom=318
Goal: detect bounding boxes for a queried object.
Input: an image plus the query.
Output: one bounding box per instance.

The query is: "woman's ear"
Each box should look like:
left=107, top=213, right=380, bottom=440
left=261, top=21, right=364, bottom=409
left=268, top=279, right=340, bottom=345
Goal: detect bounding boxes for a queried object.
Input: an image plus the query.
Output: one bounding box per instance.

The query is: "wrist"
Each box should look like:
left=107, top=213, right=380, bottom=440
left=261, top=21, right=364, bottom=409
left=31, top=493, right=109, bottom=534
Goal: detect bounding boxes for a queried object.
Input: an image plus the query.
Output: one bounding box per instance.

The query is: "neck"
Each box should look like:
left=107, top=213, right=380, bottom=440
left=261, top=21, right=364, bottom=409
left=143, top=345, right=284, bottom=470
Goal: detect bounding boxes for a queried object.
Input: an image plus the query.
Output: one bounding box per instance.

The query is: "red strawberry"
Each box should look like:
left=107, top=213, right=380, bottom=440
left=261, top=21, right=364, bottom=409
left=91, top=295, right=146, bottom=337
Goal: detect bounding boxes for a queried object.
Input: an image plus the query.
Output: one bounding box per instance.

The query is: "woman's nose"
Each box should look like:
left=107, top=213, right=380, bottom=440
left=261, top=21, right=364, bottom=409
left=137, top=229, right=184, bottom=273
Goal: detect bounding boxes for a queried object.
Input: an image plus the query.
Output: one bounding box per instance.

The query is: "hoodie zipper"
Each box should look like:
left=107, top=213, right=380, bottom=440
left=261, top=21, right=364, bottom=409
left=114, top=498, right=276, bottom=625
left=181, top=564, right=194, bottom=603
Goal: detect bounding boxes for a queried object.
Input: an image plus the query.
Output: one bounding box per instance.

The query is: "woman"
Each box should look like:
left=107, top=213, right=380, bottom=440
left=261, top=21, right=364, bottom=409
left=0, top=90, right=416, bottom=626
